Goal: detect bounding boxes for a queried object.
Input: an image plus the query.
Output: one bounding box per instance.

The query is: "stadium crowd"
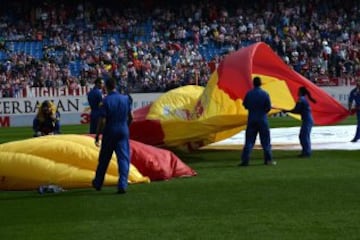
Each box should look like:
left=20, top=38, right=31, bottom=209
left=0, top=0, right=359, bottom=98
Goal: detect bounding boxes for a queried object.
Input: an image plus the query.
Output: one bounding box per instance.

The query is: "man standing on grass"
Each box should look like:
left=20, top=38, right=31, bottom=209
left=239, top=76, right=274, bottom=166
left=87, top=78, right=104, bottom=134
left=348, top=79, right=360, bottom=142
left=92, top=78, right=133, bottom=194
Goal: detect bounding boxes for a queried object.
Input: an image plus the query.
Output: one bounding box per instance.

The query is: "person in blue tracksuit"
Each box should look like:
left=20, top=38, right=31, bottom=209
left=283, top=86, right=316, bottom=157
left=240, top=76, right=274, bottom=166
left=348, top=80, right=360, bottom=142
left=92, top=78, right=133, bottom=194
left=87, top=78, right=104, bottom=134
left=118, top=86, right=134, bottom=126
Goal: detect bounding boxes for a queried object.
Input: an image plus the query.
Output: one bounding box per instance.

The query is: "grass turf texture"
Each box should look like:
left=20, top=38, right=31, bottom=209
left=0, top=116, right=359, bottom=240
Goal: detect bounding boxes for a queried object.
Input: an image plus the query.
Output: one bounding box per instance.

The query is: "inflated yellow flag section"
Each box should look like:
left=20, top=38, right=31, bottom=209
left=130, top=42, right=349, bottom=149
left=0, top=134, right=150, bottom=190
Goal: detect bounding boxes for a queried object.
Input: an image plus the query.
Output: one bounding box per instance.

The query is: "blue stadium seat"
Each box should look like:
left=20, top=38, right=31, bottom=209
left=69, top=61, right=81, bottom=77
left=0, top=51, right=7, bottom=61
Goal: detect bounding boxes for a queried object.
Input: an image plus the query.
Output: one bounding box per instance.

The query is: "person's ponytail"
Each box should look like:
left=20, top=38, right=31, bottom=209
left=300, top=86, right=316, bottom=103
left=306, top=90, right=317, bottom=104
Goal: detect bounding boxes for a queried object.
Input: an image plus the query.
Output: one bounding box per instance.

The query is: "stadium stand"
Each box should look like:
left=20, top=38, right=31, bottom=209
left=0, top=0, right=359, bottom=97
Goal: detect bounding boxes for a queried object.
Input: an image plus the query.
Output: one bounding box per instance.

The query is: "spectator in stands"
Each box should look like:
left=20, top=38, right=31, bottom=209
left=87, top=77, right=104, bottom=134
left=239, top=76, right=274, bottom=166
left=348, top=79, right=360, bottom=142
left=33, top=100, right=60, bottom=137
left=1, top=0, right=360, bottom=95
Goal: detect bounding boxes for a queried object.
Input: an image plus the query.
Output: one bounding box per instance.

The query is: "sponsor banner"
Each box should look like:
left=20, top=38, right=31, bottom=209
left=321, top=86, right=353, bottom=107
left=0, top=96, right=84, bottom=115
left=0, top=115, right=10, bottom=127
left=131, top=93, right=162, bottom=110
left=0, top=93, right=162, bottom=127
left=23, top=86, right=91, bottom=97
left=0, top=86, right=351, bottom=128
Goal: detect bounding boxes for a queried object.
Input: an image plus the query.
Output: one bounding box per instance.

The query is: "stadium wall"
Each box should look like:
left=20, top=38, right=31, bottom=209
left=0, top=86, right=352, bottom=128
left=0, top=93, right=162, bottom=127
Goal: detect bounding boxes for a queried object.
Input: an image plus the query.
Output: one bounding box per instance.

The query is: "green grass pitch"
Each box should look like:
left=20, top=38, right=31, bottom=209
left=0, top=116, right=359, bottom=240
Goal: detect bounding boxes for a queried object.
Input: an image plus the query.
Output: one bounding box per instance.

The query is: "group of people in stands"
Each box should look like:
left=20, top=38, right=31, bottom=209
left=1, top=0, right=360, bottom=98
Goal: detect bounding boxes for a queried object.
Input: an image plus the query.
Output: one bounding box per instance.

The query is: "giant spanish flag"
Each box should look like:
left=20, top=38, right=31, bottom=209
left=130, top=42, right=349, bottom=148
left=0, top=135, right=196, bottom=190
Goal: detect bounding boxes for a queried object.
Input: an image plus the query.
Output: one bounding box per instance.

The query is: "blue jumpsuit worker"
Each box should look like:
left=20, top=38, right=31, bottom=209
left=87, top=78, right=104, bottom=134
left=348, top=79, right=360, bottom=142
left=284, top=87, right=316, bottom=157
left=92, top=78, right=133, bottom=194
left=33, top=100, right=61, bottom=137
left=240, top=77, right=273, bottom=166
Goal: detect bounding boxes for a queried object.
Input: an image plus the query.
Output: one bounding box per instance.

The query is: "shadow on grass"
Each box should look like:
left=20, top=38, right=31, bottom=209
left=0, top=188, right=124, bottom=201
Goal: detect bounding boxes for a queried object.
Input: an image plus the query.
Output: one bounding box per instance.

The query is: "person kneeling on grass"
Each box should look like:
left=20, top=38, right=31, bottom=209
left=33, top=100, right=61, bottom=137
